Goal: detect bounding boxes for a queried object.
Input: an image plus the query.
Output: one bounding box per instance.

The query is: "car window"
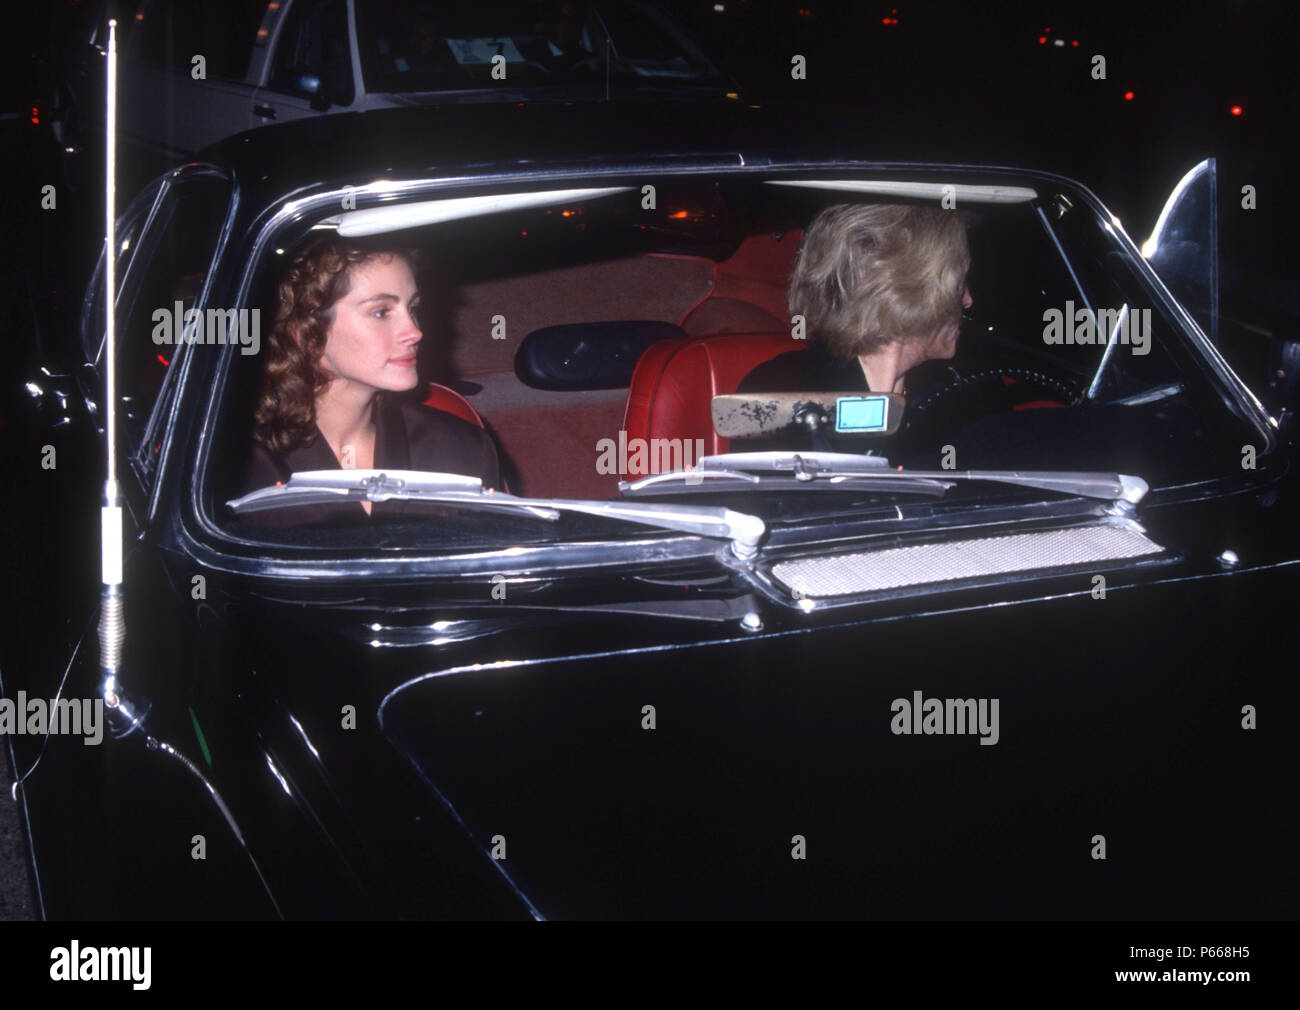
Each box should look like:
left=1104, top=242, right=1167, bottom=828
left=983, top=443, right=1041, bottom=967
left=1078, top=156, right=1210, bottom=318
left=1045, top=198, right=1204, bottom=402
left=89, top=172, right=233, bottom=487
left=355, top=0, right=723, bottom=94
left=268, top=0, right=355, bottom=104
left=968, top=204, right=1186, bottom=402
left=133, top=0, right=267, bottom=80
left=82, top=180, right=160, bottom=363
left=595, top=0, right=724, bottom=79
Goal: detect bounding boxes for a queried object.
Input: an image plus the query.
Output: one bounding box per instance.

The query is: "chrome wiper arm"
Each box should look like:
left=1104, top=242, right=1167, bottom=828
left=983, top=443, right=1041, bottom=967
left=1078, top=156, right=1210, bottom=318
left=616, top=454, right=1148, bottom=510
left=228, top=469, right=562, bottom=519
left=705, top=452, right=896, bottom=475
left=227, top=470, right=767, bottom=558
left=621, top=452, right=902, bottom=492
left=620, top=470, right=953, bottom=498
left=899, top=470, right=1149, bottom=508
left=624, top=468, right=763, bottom=491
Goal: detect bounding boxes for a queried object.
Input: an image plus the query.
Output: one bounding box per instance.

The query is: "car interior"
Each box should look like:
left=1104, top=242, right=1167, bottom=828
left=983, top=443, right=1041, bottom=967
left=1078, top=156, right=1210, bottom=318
left=207, top=177, right=1259, bottom=535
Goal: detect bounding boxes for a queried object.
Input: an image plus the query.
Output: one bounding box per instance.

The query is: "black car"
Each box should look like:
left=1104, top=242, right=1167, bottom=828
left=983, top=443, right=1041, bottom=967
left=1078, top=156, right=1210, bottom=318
left=5, top=101, right=1297, bottom=919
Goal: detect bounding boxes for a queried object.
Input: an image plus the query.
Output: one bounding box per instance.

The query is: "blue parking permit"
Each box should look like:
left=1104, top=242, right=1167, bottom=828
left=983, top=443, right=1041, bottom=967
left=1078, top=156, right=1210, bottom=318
left=835, top=395, right=889, bottom=433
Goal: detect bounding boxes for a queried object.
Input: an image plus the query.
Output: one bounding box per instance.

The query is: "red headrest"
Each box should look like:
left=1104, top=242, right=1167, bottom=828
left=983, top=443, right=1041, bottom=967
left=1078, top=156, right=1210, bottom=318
left=622, top=334, right=805, bottom=472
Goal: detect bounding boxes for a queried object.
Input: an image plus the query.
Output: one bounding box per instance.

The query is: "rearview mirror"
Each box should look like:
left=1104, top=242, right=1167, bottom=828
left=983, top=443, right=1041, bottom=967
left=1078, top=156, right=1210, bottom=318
left=515, top=321, right=685, bottom=390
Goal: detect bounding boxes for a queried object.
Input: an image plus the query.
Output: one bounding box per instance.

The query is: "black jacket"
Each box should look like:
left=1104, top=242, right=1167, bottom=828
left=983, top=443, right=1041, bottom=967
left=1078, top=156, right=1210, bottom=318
left=737, top=344, right=871, bottom=397
left=239, top=397, right=501, bottom=526
left=734, top=344, right=959, bottom=462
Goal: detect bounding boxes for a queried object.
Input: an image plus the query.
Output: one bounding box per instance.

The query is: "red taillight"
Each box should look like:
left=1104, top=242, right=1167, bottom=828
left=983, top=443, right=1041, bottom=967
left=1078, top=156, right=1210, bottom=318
left=1230, top=105, right=1243, bottom=116
left=1037, top=36, right=1047, bottom=44
left=1123, top=91, right=1135, bottom=101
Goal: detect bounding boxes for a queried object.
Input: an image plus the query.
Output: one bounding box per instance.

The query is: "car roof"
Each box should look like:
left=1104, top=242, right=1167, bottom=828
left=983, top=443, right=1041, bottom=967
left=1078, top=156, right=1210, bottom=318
left=198, top=100, right=1056, bottom=207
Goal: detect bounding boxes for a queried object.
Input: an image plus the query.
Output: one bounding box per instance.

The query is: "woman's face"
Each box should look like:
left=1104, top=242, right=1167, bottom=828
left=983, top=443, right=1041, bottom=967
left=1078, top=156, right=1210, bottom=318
left=319, top=255, right=423, bottom=396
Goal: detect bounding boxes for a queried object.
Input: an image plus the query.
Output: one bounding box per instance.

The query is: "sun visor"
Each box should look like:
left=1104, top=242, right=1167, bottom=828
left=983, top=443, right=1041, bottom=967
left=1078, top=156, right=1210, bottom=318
left=322, top=186, right=635, bottom=236
left=765, top=180, right=1038, bottom=203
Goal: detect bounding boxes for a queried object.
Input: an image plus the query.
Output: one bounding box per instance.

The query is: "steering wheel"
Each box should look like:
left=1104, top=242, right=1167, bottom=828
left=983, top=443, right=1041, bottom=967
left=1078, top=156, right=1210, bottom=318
left=902, top=365, right=1084, bottom=447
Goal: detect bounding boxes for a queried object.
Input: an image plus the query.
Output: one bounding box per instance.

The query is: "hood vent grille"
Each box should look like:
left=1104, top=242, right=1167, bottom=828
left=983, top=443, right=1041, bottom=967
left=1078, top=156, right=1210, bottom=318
left=771, top=522, right=1164, bottom=599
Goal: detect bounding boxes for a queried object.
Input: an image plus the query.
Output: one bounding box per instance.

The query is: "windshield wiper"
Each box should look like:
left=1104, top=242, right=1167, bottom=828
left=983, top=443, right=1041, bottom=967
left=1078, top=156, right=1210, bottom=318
left=227, top=469, right=767, bottom=559
left=619, top=453, right=1149, bottom=511
left=620, top=452, right=954, bottom=498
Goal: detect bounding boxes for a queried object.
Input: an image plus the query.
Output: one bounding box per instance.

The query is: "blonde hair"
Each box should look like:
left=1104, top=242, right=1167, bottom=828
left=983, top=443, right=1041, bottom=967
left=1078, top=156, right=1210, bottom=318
left=789, top=203, right=971, bottom=359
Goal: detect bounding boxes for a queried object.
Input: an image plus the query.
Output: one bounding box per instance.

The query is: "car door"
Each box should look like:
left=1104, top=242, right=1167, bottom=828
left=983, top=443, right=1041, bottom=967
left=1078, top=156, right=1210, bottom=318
left=249, top=0, right=358, bottom=129
left=118, top=0, right=268, bottom=160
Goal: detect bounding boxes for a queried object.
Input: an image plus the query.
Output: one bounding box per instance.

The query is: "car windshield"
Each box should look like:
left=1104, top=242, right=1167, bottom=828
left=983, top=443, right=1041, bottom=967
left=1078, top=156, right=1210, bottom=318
left=355, top=0, right=727, bottom=94
left=210, top=173, right=1262, bottom=550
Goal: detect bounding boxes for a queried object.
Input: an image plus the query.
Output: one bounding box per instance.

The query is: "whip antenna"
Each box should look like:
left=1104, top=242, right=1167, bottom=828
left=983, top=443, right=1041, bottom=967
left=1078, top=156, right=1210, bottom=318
left=98, top=19, right=127, bottom=713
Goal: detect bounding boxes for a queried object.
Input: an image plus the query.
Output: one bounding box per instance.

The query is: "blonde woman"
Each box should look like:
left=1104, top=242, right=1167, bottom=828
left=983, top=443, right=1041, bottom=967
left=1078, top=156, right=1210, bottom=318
left=740, top=203, right=972, bottom=398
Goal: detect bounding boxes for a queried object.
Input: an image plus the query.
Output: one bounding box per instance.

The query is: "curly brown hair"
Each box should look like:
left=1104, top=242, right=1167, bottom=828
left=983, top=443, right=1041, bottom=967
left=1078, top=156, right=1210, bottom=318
left=252, top=236, right=422, bottom=453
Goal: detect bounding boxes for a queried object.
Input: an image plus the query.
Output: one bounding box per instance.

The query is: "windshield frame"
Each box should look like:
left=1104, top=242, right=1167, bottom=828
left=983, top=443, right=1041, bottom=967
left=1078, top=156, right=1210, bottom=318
left=171, top=157, right=1279, bottom=579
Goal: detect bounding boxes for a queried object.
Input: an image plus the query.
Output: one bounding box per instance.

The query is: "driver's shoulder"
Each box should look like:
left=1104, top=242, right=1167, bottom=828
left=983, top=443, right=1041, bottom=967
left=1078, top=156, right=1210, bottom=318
left=737, top=344, right=862, bottom=394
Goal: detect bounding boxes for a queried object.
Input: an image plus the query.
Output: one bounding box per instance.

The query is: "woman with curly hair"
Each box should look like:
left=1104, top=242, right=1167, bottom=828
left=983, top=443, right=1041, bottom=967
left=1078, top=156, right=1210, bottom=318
left=241, top=236, right=500, bottom=522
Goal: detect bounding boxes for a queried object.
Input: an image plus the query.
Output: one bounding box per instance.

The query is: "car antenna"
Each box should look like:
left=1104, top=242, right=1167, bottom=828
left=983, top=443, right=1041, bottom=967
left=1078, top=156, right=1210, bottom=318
left=85, top=30, right=279, bottom=912
left=97, top=19, right=142, bottom=734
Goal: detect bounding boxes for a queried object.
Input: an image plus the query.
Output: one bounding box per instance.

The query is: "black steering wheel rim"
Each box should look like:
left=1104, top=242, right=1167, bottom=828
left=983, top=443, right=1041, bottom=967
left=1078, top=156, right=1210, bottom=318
left=907, top=365, right=1084, bottom=417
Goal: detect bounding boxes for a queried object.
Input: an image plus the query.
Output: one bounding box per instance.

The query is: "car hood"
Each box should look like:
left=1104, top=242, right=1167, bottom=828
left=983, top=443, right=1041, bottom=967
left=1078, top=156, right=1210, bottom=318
left=226, top=550, right=1291, bottom=918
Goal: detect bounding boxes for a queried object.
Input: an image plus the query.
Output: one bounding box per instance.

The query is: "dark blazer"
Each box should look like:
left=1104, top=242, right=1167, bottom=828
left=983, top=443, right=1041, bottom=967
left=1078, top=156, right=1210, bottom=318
left=735, top=345, right=976, bottom=465
left=239, top=398, right=501, bottom=526
left=738, top=344, right=870, bottom=396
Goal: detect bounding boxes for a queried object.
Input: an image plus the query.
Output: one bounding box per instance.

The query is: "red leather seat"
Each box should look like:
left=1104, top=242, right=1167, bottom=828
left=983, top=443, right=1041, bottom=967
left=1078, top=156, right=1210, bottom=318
left=622, top=334, right=805, bottom=474
left=423, top=382, right=484, bottom=428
